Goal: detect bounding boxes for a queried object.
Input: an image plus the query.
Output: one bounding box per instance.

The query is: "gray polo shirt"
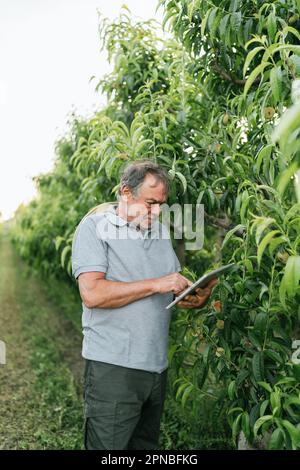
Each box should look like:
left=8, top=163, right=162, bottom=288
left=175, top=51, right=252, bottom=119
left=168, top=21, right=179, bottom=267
left=71, top=203, right=182, bottom=373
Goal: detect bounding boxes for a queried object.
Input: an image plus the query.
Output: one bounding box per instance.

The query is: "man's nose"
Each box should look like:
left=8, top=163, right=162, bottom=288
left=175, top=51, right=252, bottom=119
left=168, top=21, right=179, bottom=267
left=151, top=204, right=160, bottom=216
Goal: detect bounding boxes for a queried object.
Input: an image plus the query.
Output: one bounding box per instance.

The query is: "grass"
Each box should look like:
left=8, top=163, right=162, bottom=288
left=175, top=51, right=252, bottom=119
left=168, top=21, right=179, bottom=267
left=0, top=233, right=84, bottom=449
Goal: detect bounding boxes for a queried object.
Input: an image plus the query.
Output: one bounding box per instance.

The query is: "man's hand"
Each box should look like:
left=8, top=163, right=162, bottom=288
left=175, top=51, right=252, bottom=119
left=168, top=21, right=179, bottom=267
left=176, top=278, right=218, bottom=309
left=157, top=272, right=193, bottom=295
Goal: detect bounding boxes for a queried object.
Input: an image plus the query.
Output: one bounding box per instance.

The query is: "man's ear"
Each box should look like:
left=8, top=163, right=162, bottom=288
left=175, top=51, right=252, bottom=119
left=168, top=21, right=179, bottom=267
left=120, top=184, right=131, bottom=201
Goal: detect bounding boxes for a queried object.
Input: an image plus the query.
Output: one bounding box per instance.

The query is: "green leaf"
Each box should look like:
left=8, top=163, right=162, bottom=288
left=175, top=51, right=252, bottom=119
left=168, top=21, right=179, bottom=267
left=219, top=14, right=230, bottom=39
left=210, top=10, right=222, bottom=38
left=257, top=230, right=281, bottom=266
left=253, top=415, right=273, bottom=437
left=232, top=413, right=243, bottom=443
left=281, top=25, right=300, bottom=42
left=252, top=351, right=264, bottom=382
left=284, top=396, right=300, bottom=408
left=175, top=382, right=188, bottom=401
left=202, top=344, right=211, bottom=366
left=268, top=236, right=286, bottom=257
left=272, top=103, right=300, bottom=145
left=181, top=384, right=194, bottom=408
left=60, top=245, right=71, bottom=269
left=187, top=1, right=197, bottom=21
left=221, top=224, right=245, bottom=249
left=276, top=161, right=299, bottom=197
left=168, top=344, right=180, bottom=363
left=257, top=381, right=272, bottom=393
left=206, top=188, right=216, bottom=209
left=162, top=7, right=177, bottom=31
left=54, top=236, right=65, bottom=251
left=120, top=4, right=131, bottom=14
left=244, top=61, right=271, bottom=97
left=245, top=35, right=267, bottom=50
left=244, top=258, right=253, bottom=275
left=243, top=46, right=264, bottom=78
left=241, top=412, right=251, bottom=439
left=292, top=364, right=300, bottom=382
left=270, top=391, right=281, bottom=415
left=268, top=428, right=284, bottom=449
left=67, top=258, right=72, bottom=277
left=294, top=169, right=300, bottom=203
left=201, top=7, right=213, bottom=37
left=228, top=407, right=244, bottom=416
left=254, top=312, right=268, bottom=336
left=281, top=420, right=300, bottom=448
left=270, top=66, right=282, bottom=102
left=267, top=12, right=276, bottom=42
left=290, top=54, right=300, bottom=75
left=279, top=256, right=300, bottom=305
left=228, top=380, right=236, bottom=400
left=134, top=139, right=153, bottom=155
left=271, top=45, right=300, bottom=55
left=168, top=168, right=176, bottom=180
left=252, top=216, right=276, bottom=244
left=248, top=331, right=263, bottom=350
left=240, top=194, right=255, bottom=222
left=175, top=171, right=187, bottom=193
left=265, top=349, right=284, bottom=364
left=260, top=399, right=270, bottom=417
left=207, top=7, right=218, bottom=33
left=275, top=377, right=297, bottom=386
left=230, top=11, right=242, bottom=32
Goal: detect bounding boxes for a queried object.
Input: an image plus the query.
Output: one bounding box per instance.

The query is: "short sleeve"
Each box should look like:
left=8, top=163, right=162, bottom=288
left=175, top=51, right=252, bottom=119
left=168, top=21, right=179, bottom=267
left=174, top=251, right=182, bottom=272
left=168, top=237, right=181, bottom=272
left=71, top=216, right=108, bottom=280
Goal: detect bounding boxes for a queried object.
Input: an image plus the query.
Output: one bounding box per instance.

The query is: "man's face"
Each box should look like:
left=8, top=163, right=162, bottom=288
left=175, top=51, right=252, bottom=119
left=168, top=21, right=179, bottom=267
left=121, top=174, right=168, bottom=230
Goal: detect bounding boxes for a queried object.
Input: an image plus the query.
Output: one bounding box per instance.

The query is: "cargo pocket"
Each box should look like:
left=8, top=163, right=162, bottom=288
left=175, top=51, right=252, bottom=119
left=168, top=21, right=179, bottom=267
left=84, top=399, right=118, bottom=450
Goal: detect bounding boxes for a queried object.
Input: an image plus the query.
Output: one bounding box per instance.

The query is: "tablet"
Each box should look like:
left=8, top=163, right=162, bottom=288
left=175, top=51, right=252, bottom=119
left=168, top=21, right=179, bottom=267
left=165, top=263, right=237, bottom=309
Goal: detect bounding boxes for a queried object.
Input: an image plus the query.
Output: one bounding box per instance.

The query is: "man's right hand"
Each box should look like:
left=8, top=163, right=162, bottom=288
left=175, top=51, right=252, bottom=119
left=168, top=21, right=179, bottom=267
left=156, top=272, right=192, bottom=295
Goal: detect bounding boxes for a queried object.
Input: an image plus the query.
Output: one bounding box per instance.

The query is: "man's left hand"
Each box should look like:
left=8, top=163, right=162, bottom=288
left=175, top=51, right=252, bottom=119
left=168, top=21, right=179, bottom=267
left=176, top=278, right=218, bottom=309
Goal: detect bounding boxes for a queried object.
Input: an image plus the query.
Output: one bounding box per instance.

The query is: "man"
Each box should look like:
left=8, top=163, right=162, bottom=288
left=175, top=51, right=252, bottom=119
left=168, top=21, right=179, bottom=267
left=71, top=160, right=217, bottom=450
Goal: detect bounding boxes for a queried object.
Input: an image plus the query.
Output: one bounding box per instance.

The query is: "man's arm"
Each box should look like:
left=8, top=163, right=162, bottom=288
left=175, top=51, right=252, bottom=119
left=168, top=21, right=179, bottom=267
left=78, top=271, right=192, bottom=309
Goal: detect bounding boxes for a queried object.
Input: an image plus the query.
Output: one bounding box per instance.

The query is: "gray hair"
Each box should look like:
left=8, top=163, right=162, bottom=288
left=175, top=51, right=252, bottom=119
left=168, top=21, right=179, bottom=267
left=118, top=160, right=170, bottom=198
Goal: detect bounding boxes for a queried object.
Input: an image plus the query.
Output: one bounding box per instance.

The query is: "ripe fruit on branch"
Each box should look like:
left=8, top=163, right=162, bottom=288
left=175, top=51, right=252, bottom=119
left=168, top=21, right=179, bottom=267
left=215, top=347, right=225, bottom=357
left=212, top=300, right=222, bottom=312
left=223, top=113, right=230, bottom=125
left=289, top=14, right=299, bottom=24
left=276, top=251, right=289, bottom=264
left=264, top=107, right=275, bottom=120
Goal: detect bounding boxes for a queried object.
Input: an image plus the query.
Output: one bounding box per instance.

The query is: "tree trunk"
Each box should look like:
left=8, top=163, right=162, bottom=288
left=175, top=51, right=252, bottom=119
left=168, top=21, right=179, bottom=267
left=238, top=431, right=271, bottom=450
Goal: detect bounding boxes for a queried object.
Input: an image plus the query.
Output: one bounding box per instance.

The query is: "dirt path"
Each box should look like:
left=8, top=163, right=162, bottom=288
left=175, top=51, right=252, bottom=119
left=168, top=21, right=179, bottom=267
left=0, top=234, right=84, bottom=449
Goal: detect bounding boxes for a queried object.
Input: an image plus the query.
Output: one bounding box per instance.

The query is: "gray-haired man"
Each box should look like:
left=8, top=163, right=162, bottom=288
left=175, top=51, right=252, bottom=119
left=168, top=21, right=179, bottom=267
left=71, top=160, right=217, bottom=450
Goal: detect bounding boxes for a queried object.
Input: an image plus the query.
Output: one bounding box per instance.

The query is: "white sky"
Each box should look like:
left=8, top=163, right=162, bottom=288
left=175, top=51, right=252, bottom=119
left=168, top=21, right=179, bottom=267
left=0, top=0, right=163, bottom=220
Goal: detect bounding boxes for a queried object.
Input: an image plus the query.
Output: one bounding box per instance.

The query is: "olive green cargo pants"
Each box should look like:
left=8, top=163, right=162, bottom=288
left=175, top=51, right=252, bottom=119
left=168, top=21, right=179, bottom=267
left=83, top=359, right=168, bottom=450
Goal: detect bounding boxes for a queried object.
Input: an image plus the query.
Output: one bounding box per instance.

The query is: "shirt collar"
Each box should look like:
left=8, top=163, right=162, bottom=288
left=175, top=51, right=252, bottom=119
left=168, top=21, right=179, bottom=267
left=104, top=203, right=128, bottom=227
left=104, top=203, right=160, bottom=237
